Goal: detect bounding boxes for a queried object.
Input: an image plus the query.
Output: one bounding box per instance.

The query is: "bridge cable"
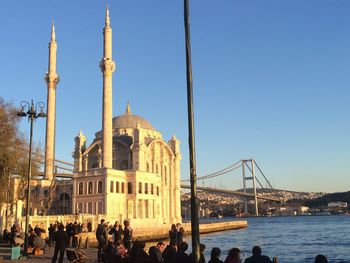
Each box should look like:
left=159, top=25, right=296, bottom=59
left=253, top=160, right=274, bottom=189
left=181, top=160, right=242, bottom=182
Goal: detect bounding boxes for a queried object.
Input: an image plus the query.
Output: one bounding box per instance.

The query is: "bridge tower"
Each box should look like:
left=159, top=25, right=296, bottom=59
left=242, top=159, right=259, bottom=216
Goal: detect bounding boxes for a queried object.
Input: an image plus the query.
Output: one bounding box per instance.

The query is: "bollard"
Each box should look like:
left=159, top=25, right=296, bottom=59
left=85, top=237, right=89, bottom=249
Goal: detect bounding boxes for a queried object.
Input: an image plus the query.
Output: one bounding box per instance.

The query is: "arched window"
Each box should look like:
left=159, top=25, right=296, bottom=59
left=127, top=182, right=133, bottom=194
left=87, top=202, right=93, bottom=214
left=120, top=160, right=128, bottom=170
left=151, top=184, right=154, bottom=195
left=78, top=182, right=84, bottom=195
left=155, top=164, right=159, bottom=174
left=116, top=182, right=120, bottom=193
left=97, top=202, right=103, bottom=214
left=44, top=190, right=49, bottom=197
left=121, top=182, right=125, bottom=193
left=145, top=183, right=148, bottom=194
left=157, top=186, right=159, bottom=196
left=138, top=182, right=142, bottom=194
left=88, top=182, right=93, bottom=194
left=110, top=181, right=114, bottom=193
left=77, top=203, right=83, bottom=213
left=59, top=193, right=70, bottom=201
left=146, top=162, right=150, bottom=172
left=98, top=181, right=103, bottom=193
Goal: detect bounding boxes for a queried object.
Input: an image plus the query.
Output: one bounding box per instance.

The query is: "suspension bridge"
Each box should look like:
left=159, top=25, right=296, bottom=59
left=24, top=147, right=281, bottom=216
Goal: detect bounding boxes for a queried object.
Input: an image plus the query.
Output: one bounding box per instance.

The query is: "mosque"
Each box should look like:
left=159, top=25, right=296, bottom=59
left=0, top=7, right=182, bottom=230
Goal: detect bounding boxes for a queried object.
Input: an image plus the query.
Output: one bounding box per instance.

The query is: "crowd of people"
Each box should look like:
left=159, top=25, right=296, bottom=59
left=94, top=219, right=329, bottom=263
left=1, top=220, right=330, bottom=263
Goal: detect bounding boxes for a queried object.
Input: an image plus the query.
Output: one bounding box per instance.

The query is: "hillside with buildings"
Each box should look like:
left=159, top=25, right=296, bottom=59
left=181, top=189, right=349, bottom=217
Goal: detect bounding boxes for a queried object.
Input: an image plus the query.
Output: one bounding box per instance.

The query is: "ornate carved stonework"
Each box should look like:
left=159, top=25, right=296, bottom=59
left=45, top=72, right=60, bottom=85
left=99, top=57, right=116, bottom=75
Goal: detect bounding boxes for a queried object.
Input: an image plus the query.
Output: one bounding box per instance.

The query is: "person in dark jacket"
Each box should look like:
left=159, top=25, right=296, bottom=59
left=244, top=246, right=272, bottom=263
left=109, top=221, right=123, bottom=244
left=51, top=224, right=68, bottom=263
left=315, top=254, right=328, bottom=263
left=209, top=247, right=223, bottom=263
left=162, top=243, right=177, bottom=263
left=48, top=223, right=56, bottom=249
left=176, top=226, right=184, bottom=248
left=173, top=242, right=190, bottom=263
left=224, top=248, right=241, bottom=263
left=96, top=219, right=109, bottom=262
left=149, top=242, right=165, bottom=263
left=123, top=220, right=133, bottom=252
left=169, top=224, right=178, bottom=247
left=189, top=243, right=206, bottom=263
left=130, top=240, right=149, bottom=259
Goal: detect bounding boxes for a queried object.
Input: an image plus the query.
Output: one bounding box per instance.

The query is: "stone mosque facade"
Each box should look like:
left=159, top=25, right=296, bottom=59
left=69, top=8, right=182, bottom=225
left=0, top=7, right=182, bottom=230
left=72, top=103, right=182, bottom=225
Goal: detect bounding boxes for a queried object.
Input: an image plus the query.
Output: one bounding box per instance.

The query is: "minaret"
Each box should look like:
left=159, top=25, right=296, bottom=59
left=99, top=6, right=115, bottom=168
left=44, top=22, right=59, bottom=180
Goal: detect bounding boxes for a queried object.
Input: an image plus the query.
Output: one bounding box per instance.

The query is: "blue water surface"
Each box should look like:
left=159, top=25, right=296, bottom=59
left=186, top=216, right=350, bottom=263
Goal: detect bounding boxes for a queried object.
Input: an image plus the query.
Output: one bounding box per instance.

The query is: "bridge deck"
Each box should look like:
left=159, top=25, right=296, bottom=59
left=181, top=184, right=281, bottom=202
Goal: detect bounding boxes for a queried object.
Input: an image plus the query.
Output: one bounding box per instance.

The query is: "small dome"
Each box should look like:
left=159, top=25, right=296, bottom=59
left=112, top=102, right=155, bottom=130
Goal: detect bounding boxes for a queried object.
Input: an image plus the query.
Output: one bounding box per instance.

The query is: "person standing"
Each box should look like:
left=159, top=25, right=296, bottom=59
left=123, top=220, right=133, bottom=252
left=48, top=223, right=56, bottom=249
left=96, top=219, right=108, bottom=262
left=176, top=226, right=185, bottom=248
left=109, top=221, right=123, bottom=244
left=169, top=224, right=178, bottom=247
left=51, top=224, right=68, bottom=263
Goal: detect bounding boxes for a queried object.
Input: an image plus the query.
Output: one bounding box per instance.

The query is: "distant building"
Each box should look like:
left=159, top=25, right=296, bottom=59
left=328, top=202, right=347, bottom=208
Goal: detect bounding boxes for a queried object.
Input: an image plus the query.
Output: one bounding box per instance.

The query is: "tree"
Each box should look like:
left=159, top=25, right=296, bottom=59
left=0, top=97, right=42, bottom=205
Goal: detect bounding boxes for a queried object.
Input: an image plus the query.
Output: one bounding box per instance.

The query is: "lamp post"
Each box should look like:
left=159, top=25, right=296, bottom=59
left=184, top=0, right=200, bottom=262
left=17, top=100, right=46, bottom=256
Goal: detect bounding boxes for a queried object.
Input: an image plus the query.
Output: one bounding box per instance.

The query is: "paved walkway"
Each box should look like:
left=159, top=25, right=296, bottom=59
left=0, top=244, right=99, bottom=262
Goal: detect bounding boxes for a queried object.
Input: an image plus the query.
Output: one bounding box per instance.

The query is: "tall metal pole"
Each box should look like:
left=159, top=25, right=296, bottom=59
left=251, top=159, right=259, bottom=216
left=23, top=101, right=35, bottom=256
left=5, top=170, right=10, bottom=231
left=184, top=0, right=200, bottom=261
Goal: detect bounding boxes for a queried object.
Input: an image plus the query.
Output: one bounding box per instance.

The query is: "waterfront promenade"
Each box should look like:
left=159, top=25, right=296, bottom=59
left=0, top=220, right=247, bottom=262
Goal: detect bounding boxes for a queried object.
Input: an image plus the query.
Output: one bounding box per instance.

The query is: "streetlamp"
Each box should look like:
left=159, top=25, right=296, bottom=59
left=17, top=100, right=46, bottom=256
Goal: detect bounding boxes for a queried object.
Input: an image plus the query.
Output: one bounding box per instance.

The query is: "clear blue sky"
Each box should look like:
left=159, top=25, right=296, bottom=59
left=1, top=1, right=349, bottom=193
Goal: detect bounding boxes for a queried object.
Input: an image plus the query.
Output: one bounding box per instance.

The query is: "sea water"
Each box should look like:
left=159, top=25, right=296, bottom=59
left=185, top=216, right=350, bottom=262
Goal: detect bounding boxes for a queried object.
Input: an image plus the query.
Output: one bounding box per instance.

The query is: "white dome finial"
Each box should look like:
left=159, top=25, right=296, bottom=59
left=125, top=101, right=131, bottom=115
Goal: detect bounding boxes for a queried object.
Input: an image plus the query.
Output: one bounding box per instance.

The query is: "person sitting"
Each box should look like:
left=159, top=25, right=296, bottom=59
left=244, top=246, right=272, bottom=263
left=173, top=242, right=190, bottom=263
left=114, top=240, right=128, bottom=258
left=149, top=242, right=165, bottom=263
left=189, top=243, right=206, bottom=263
left=315, top=254, right=328, bottom=263
left=224, top=248, right=241, bottom=263
left=103, top=241, right=117, bottom=263
left=130, top=240, right=149, bottom=258
left=162, top=242, right=177, bottom=263
left=209, top=247, right=223, bottom=263
left=10, top=223, right=24, bottom=246
left=33, top=233, right=46, bottom=254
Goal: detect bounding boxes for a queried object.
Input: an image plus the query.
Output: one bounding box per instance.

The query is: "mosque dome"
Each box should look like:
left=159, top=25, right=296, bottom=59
left=112, top=103, right=155, bottom=130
